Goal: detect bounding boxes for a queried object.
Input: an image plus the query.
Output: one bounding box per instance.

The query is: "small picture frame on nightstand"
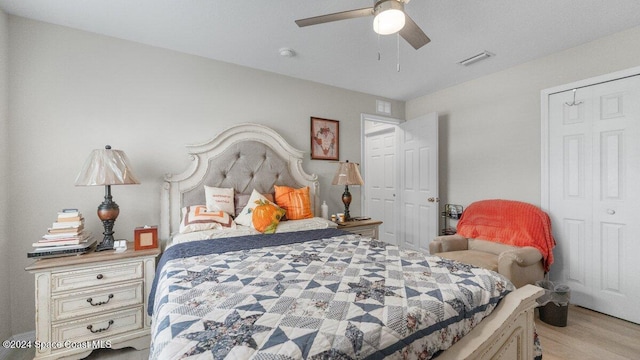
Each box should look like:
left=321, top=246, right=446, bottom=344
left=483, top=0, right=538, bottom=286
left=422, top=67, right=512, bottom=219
left=134, top=226, right=158, bottom=250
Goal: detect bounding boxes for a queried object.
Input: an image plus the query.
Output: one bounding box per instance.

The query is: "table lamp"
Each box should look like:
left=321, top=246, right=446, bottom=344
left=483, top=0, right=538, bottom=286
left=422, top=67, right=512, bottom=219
left=75, top=145, right=140, bottom=251
left=331, top=160, right=364, bottom=221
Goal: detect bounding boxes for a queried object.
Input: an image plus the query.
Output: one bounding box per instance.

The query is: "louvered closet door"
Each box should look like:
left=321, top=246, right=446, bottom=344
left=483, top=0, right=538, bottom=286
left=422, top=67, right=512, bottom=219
left=548, top=74, right=640, bottom=324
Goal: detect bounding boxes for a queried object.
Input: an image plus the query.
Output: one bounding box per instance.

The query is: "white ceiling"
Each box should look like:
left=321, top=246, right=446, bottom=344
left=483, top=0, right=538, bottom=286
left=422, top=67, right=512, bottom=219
left=2, top=0, right=640, bottom=101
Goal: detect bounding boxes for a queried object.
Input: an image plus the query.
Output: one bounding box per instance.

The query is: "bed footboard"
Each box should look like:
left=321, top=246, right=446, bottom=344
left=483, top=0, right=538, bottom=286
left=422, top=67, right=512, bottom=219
left=436, top=284, right=543, bottom=360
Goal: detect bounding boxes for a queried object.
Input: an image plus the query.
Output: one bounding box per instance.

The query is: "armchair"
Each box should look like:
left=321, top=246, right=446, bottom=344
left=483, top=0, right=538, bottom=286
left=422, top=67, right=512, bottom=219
left=430, top=235, right=544, bottom=288
left=430, top=199, right=555, bottom=288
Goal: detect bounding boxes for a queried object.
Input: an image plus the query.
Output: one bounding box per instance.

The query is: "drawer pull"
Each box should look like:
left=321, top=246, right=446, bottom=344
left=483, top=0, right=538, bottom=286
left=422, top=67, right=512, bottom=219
left=87, top=294, right=114, bottom=306
left=87, top=320, right=114, bottom=333
left=96, top=274, right=104, bottom=280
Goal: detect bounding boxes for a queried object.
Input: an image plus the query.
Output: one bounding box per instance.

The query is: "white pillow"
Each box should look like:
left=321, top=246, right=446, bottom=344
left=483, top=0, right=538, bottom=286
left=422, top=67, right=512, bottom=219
left=204, top=186, right=235, bottom=216
left=235, top=189, right=278, bottom=227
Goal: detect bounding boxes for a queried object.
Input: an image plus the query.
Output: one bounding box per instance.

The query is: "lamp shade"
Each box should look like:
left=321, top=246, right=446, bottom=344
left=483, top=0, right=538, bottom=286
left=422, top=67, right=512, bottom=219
left=75, top=145, right=140, bottom=186
left=331, top=161, right=364, bottom=186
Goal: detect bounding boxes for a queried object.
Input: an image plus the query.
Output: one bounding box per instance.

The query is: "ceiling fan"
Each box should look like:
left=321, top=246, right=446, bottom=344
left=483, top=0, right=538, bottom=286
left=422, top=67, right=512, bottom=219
left=295, top=0, right=430, bottom=50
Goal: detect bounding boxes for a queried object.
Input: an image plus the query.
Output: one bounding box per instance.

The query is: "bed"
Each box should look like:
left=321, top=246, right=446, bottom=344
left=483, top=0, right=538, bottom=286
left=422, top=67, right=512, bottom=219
left=151, top=123, right=543, bottom=359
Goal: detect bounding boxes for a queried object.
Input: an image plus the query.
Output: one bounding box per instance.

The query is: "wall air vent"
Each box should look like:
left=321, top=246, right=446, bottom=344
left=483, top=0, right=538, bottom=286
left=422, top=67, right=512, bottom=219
left=376, top=100, right=391, bottom=115
left=458, top=51, right=494, bottom=66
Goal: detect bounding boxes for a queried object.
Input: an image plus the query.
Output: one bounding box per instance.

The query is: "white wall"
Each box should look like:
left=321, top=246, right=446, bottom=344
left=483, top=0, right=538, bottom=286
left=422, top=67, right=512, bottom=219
left=0, top=9, right=11, bottom=342
left=406, top=25, right=640, bottom=210
left=7, top=16, right=404, bottom=334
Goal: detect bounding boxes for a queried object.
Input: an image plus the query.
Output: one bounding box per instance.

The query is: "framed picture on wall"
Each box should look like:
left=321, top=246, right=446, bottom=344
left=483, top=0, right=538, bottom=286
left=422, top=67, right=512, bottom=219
left=310, top=117, right=339, bottom=160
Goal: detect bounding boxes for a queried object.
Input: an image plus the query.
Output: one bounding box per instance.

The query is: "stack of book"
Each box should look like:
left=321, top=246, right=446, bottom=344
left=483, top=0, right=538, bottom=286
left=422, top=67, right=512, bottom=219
left=28, top=209, right=96, bottom=259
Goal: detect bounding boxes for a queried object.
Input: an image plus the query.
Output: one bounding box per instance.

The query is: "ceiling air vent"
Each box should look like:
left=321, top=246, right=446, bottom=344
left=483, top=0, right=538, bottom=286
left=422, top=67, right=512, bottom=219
left=458, top=51, right=494, bottom=66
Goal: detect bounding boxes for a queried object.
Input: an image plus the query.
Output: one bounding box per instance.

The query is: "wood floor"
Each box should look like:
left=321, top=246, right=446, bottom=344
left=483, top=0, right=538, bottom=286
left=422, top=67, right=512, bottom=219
left=10, top=305, right=640, bottom=359
left=535, top=305, right=640, bottom=360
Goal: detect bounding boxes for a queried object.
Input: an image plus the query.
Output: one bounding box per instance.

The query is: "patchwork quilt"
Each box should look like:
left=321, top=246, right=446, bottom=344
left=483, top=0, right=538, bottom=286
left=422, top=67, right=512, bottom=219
left=150, top=230, right=514, bottom=360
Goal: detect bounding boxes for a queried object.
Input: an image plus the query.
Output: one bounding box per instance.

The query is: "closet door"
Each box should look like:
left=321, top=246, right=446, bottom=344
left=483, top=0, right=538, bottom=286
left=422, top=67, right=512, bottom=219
left=547, top=74, right=640, bottom=324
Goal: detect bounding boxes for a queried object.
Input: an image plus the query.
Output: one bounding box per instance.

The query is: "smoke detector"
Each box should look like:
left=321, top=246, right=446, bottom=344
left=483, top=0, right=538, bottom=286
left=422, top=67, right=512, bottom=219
left=279, top=48, right=296, bottom=57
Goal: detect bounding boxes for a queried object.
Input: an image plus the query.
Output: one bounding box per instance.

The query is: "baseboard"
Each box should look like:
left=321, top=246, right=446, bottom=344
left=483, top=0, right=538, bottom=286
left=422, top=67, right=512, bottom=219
left=0, top=331, right=36, bottom=360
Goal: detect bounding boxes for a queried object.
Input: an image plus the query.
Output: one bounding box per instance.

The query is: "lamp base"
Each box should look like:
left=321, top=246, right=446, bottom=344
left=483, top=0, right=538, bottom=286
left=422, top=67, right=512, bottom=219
left=95, top=236, right=115, bottom=252
left=342, top=185, right=352, bottom=221
left=96, top=185, right=119, bottom=252
left=95, top=219, right=116, bottom=252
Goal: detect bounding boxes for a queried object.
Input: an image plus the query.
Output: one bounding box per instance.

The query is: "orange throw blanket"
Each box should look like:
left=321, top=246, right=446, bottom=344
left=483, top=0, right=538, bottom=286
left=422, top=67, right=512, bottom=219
left=457, top=199, right=556, bottom=272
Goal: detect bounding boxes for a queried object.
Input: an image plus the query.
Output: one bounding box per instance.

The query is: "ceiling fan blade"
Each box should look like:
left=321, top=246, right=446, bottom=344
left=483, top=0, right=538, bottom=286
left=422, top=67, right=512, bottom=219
left=295, top=7, right=374, bottom=27
left=400, top=15, right=431, bottom=49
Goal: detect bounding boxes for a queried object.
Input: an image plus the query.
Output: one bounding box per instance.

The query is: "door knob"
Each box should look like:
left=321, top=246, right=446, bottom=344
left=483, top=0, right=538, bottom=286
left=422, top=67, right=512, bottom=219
left=607, top=209, right=616, bottom=215
left=428, top=197, right=440, bottom=202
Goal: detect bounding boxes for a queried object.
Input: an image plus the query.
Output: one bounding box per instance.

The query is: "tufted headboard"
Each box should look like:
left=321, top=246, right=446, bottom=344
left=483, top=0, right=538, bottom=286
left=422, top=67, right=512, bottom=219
left=160, top=123, right=319, bottom=242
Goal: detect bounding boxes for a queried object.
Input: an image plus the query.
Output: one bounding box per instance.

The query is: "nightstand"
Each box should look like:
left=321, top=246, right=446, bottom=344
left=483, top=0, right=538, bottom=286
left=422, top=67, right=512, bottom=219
left=25, top=244, right=160, bottom=360
left=336, top=219, right=382, bottom=239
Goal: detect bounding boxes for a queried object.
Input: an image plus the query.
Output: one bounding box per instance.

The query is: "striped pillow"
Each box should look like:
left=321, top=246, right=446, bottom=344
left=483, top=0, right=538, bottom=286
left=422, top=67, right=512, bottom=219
left=274, top=185, right=313, bottom=220
left=179, top=205, right=236, bottom=234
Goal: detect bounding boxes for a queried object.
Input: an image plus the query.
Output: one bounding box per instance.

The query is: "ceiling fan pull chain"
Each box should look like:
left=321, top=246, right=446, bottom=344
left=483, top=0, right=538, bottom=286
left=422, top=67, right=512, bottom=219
left=397, top=33, right=401, bottom=72
left=377, top=32, right=381, bottom=61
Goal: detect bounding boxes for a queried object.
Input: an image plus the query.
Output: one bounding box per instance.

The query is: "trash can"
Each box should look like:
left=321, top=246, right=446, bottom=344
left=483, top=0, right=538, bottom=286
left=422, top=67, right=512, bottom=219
left=535, top=280, right=570, bottom=327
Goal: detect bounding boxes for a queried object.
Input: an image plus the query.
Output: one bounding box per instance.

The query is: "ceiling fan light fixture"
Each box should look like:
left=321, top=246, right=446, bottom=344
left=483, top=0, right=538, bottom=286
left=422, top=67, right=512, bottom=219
left=373, top=0, right=406, bottom=35
left=294, top=0, right=429, bottom=50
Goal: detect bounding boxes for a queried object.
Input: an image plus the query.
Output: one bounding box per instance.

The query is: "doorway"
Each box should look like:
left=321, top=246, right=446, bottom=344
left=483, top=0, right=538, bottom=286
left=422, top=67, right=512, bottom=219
left=361, top=113, right=439, bottom=251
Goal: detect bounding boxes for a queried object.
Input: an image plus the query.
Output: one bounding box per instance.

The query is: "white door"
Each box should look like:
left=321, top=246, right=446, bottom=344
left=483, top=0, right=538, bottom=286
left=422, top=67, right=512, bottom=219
left=399, top=113, right=439, bottom=252
left=546, top=74, right=640, bottom=323
left=364, top=125, right=398, bottom=244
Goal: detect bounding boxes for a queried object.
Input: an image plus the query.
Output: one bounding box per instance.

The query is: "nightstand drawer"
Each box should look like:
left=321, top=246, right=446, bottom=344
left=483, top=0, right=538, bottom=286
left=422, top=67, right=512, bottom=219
left=52, top=261, right=143, bottom=293
left=51, top=306, right=144, bottom=344
left=350, top=227, right=377, bottom=238
left=52, top=281, right=144, bottom=321
left=337, top=220, right=382, bottom=240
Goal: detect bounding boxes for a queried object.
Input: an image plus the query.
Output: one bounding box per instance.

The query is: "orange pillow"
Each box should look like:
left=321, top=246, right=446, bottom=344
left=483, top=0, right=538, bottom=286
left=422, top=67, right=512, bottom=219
left=274, top=185, right=313, bottom=220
